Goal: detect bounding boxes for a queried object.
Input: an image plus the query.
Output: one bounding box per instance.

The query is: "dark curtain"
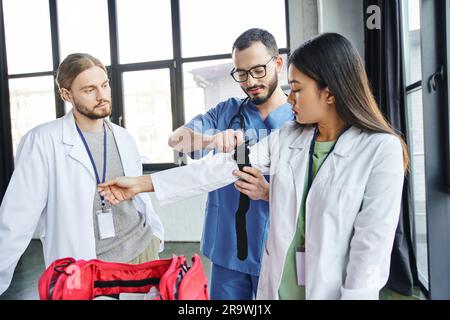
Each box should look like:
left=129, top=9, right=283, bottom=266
left=0, top=0, right=14, bottom=203
left=364, top=0, right=417, bottom=295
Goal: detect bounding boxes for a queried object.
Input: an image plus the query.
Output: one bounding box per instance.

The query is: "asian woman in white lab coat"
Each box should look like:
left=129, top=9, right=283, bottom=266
left=99, top=33, right=409, bottom=300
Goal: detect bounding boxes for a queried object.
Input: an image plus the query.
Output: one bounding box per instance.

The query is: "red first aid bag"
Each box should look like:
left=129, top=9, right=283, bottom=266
left=38, top=254, right=209, bottom=300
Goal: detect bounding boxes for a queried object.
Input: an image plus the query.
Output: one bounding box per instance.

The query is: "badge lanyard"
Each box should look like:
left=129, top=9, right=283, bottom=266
left=76, top=122, right=107, bottom=209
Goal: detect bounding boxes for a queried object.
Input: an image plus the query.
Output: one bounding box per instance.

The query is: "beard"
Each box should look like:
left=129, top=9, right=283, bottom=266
left=73, top=98, right=112, bottom=120
left=243, top=73, right=278, bottom=105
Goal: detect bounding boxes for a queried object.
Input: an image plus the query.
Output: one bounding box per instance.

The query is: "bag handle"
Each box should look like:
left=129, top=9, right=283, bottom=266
left=38, top=257, right=75, bottom=300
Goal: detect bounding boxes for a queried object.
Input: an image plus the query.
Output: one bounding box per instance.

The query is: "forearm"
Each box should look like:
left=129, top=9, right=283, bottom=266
left=168, top=127, right=213, bottom=153
left=150, top=152, right=239, bottom=206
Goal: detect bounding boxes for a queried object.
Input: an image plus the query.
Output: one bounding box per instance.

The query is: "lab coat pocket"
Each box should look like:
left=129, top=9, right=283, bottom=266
left=306, top=185, right=365, bottom=253
left=308, top=184, right=364, bottom=220
left=271, top=165, right=295, bottom=204
left=306, top=185, right=364, bottom=285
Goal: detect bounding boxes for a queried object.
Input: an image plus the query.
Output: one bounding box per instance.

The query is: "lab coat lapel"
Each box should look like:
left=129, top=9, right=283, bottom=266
left=287, top=126, right=314, bottom=214
left=307, top=126, right=360, bottom=190
left=62, top=111, right=96, bottom=181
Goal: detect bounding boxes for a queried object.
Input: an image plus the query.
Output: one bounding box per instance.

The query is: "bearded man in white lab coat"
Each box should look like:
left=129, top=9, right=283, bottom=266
left=0, top=53, right=164, bottom=295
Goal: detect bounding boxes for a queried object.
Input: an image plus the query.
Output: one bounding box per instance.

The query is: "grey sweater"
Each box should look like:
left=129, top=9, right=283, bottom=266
left=82, top=127, right=152, bottom=262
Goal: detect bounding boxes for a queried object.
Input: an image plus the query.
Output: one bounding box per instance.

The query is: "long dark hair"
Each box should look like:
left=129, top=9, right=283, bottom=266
left=289, top=33, right=409, bottom=171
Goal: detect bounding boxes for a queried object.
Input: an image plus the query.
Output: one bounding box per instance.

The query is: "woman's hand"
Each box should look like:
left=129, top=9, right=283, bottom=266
left=208, top=129, right=244, bottom=153
left=233, top=167, right=269, bottom=201
left=98, top=176, right=152, bottom=205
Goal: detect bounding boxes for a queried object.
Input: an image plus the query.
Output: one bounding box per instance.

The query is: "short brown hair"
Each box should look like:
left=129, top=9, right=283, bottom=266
left=56, top=53, right=107, bottom=91
left=232, top=28, right=279, bottom=57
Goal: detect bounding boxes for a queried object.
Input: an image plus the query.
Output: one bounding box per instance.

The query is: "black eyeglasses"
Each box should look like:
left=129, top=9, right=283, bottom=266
left=230, top=57, right=276, bottom=83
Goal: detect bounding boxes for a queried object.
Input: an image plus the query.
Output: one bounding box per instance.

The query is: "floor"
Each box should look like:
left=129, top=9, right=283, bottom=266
left=0, top=240, right=427, bottom=300
left=0, top=240, right=211, bottom=300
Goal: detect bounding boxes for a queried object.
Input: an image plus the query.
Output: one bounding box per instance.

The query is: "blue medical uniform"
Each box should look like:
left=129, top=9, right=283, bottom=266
left=185, top=97, right=293, bottom=299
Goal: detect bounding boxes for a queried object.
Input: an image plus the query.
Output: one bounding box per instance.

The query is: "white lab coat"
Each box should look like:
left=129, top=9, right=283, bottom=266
left=0, top=111, right=164, bottom=295
left=151, top=122, right=404, bottom=300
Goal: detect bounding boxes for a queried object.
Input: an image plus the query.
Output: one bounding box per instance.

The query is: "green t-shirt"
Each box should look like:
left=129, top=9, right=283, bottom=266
left=278, top=140, right=336, bottom=300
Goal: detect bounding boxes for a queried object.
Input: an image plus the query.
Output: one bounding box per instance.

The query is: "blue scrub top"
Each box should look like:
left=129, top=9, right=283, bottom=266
left=185, top=97, right=294, bottom=276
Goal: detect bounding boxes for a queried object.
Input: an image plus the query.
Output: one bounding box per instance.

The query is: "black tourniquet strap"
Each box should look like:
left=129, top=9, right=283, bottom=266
left=233, top=141, right=251, bottom=260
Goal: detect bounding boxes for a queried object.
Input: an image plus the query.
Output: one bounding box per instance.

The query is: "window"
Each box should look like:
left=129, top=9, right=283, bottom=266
left=1, top=0, right=289, bottom=172
left=180, top=0, right=287, bottom=58
left=122, top=69, right=173, bottom=164
left=9, top=76, right=56, bottom=155
left=3, top=0, right=53, bottom=74
left=3, top=0, right=56, bottom=157
left=116, top=0, right=173, bottom=63
left=403, top=0, right=422, bottom=85
left=404, top=88, right=427, bottom=285
left=401, top=0, right=428, bottom=289
left=57, top=0, right=111, bottom=65
left=183, top=59, right=243, bottom=123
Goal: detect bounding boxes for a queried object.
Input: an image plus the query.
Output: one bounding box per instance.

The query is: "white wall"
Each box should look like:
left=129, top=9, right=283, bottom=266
left=288, top=0, right=319, bottom=50
left=149, top=193, right=207, bottom=242
left=318, top=0, right=365, bottom=58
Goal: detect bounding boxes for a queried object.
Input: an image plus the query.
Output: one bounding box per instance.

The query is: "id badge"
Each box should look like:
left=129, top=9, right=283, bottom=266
left=296, top=249, right=305, bottom=286
left=96, top=208, right=115, bottom=240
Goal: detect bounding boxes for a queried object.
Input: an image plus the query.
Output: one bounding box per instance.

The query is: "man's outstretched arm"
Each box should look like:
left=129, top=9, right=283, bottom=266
left=99, top=152, right=239, bottom=206
left=98, top=176, right=153, bottom=205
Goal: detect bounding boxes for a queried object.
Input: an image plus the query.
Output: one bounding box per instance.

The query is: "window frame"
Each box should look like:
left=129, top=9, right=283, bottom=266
left=401, top=0, right=450, bottom=300
left=0, top=0, right=14, bottom=203
left=445, top=0, right=450, bottom=193
left=1, top=0, right=291, bottom=173
left=422, top=0, right=450, bottom=299
left=399, top=0, right=428, bottom=296
left=403, top=85, right=427, bottom=293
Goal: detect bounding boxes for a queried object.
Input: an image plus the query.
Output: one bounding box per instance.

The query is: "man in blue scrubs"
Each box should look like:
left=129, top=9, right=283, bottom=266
left=168, top=28, right=293, bottom=299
